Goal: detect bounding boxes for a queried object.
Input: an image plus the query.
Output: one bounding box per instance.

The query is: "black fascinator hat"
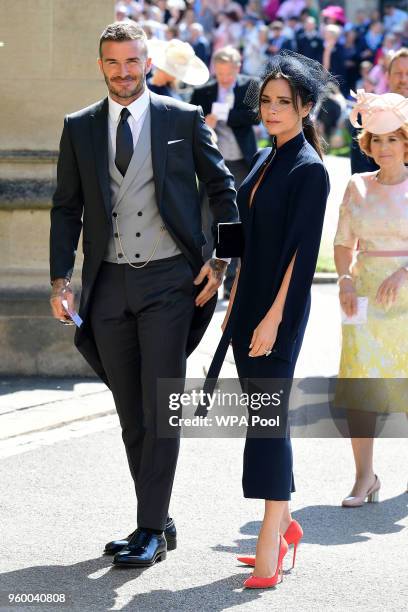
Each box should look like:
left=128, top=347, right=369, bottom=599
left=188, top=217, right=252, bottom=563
left=245, top=50, right=339, bottom=157
left=245, top=49, right=339, bottom=114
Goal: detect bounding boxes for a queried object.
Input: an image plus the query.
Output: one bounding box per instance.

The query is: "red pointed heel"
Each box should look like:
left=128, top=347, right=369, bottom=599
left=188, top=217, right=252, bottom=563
left=238, top=519, right=303, bottom=569
left=284, top=519, right=303, bottom=568
left=243, top=535, right=288, bottom=589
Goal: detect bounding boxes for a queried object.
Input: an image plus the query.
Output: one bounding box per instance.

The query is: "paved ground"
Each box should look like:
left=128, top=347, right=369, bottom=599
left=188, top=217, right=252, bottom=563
left=0, top=155, right=406, bottom=611
left=1, top=286, right=407, bottom=612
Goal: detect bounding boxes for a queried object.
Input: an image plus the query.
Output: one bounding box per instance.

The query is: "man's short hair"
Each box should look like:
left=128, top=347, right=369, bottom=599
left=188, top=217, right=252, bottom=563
left=99, top=21, right=148, bottom=58
left=388, top=47, right=408, bottom=74
left=212, top=46, right=241, bottom=66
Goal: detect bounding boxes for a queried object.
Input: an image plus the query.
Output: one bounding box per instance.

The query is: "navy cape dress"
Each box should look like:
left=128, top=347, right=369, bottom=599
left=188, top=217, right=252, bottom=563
left=208, top=131, right=330, bottom=500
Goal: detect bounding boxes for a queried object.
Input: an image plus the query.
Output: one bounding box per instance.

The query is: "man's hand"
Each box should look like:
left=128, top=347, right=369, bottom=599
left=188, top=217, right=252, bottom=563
left=50, top=278, right=76, bottom=324
left=205, top=113, right=218, bottom=129
left=194, top=258, right=227, bottom=307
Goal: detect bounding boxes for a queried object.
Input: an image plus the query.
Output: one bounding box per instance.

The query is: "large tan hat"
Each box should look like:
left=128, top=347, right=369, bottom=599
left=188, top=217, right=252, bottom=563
left=147, top=38, right=209, bottom=86
left=350, top=89, right=408, bottom=134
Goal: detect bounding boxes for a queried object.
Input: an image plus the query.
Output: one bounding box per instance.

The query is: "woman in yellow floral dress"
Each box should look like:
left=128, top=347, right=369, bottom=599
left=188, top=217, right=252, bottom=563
left=334, top=89, right=408, bottom=507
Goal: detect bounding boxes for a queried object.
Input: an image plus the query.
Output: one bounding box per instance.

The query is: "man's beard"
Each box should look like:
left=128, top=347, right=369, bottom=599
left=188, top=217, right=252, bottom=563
left=104, top=70, right=146, bottom=100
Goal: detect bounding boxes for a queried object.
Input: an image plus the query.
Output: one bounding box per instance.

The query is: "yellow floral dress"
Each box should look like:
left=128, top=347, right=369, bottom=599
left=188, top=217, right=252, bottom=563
left=334, top=172, right=408, bottom=412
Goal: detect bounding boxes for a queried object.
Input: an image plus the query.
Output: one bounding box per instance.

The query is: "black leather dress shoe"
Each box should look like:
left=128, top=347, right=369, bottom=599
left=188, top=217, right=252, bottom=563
left=113, top=529, right=167, bottom=567
left=104, top=516, right=177, bottom=555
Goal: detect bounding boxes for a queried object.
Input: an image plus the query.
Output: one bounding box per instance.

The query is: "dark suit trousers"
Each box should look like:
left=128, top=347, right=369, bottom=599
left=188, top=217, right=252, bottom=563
left=89, top=255, right=195, bottom=530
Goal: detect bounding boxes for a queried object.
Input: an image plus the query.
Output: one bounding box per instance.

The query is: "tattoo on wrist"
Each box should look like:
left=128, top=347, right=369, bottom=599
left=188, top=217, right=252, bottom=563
left=209, top=258, right=227, bottom=281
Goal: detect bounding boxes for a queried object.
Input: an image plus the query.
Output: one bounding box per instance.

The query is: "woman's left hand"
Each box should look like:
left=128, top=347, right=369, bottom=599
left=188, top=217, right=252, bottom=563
left=376, top=268, right=408, bottom=306
left=249, top=312, right=281, bottom=358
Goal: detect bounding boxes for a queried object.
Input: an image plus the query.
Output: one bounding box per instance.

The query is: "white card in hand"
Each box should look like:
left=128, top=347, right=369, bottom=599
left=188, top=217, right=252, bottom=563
left=341, top=296, right=368, bottom=325
left=211, top=102, right=229, bottom=121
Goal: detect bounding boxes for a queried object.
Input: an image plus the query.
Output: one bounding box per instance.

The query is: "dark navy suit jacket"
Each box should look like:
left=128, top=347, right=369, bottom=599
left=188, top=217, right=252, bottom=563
left=50, top=92, right=238, bottom=384
left=190, top=74, right=259, bottom=166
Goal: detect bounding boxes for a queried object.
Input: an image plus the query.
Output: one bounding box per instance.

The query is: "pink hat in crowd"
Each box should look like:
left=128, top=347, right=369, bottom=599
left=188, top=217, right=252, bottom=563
left=321, top=5, right=346, bottom=25
left=350, top=89, right=408, bottom=134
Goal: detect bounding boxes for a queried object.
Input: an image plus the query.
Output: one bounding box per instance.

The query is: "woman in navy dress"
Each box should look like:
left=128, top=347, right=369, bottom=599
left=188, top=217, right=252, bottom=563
left=212, top=52, right=333, bottom=588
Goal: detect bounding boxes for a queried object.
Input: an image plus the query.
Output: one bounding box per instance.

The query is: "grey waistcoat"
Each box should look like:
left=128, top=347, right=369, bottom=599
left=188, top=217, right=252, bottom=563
left=103, top=107, right=181, bottom=264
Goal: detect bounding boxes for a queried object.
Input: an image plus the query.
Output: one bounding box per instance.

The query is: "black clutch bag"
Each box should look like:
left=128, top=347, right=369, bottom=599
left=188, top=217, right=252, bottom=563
left=215, top=222, right=245, bottom=258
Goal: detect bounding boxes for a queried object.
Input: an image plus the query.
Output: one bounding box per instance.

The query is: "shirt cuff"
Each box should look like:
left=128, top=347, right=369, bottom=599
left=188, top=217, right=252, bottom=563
left=212, top=249, right=231, bottom=264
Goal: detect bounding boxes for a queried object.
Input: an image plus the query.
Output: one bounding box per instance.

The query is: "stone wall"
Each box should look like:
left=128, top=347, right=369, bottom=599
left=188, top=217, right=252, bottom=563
left=0, top=0, right=115, bottom=376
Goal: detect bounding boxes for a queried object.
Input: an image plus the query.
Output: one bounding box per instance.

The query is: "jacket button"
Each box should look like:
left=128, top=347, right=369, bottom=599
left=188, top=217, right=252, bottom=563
left=135, top=254, right=140, bottom=258
left=112, top=212, right=117, bottom=218
left=114, top=232, right=118, bottom=238
left=136, top=232, right=141, bottom=237
left=137, top=211, right=143, bottom=216
left=118, top=253, right=123, bottom=258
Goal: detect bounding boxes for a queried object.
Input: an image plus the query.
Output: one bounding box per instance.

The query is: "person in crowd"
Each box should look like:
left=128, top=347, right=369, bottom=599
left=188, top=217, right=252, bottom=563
left=321, top=5, right=346, bottom=28
left=322, top=24, right=347, bottom=97
left=49, top=20, right=237, bottom=568
left=360, top=20, right=384, bottom=64
left=147, top=38, right=209, bottom=97
left=353, top=8, right=370, bottom=40
left=188, top=22, right=211, bottom=66
left=370, top=52, right=392, bottom=94
left=303, top=0, right=320, bottom=25
left=165, top=24, right=181, bottom=40
left=350, top=48, right=408, bottom=173
left=197, top=0, right=217, bottom=36
left=343, top=28, right=361, bottom=94
left=267, top=20, right=295, bottom=56
left=276, top=0, right=306, bottom=21
left=178, top=5, right=197, bottom=40
left=392, top=23, right=408, bottom=49
left=296, top=16, right=323, bottom=63
left=206, top=50, right=331, bottom=589
left=242, top=23, right=270, bottom=77
left=375, top=32, right=401, bottom=65
left=383, top=2, right=408, bottom=35
left=115, top=0, right=142, bottom=22
left=212, top=9, right=243, bottom=53
left=191, top=46, right=259, bottom=298
left=334, top=89, right=408, bottom=507
left=282, top=15, right=302, bottom=48
left=316, top=81, right=345, bottom=143
left=355, top=60, right=374, bottom=91
left=264, top=0, right=280, bottom=22
left=167, top=0, right=187, bottom=29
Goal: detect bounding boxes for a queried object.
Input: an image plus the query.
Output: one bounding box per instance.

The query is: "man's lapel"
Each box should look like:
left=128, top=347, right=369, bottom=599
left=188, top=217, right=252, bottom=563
left=150, top=92, right=170, bottom=209
left=90, top=98, right=111, bottom=220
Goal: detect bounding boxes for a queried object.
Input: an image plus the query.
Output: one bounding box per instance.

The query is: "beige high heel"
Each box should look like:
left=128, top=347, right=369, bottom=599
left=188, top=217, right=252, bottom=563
left=342, top=474, right=381, bottom=507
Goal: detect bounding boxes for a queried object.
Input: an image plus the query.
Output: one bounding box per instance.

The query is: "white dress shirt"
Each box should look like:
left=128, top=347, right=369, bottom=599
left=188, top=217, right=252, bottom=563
left=108, top=88, right=150, bottom=156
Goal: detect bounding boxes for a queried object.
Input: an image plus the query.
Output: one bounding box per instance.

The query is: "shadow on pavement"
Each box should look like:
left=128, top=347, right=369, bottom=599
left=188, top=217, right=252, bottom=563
left=0, top=559, right=270, bottom=611
left=213, top=492, right=408, bottom=556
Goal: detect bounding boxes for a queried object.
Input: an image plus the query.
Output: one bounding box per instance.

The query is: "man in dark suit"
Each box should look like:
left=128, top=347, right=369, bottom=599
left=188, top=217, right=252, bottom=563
left=49, top=21, right=237, bottom=568
left=190, top=46, right=259, bottom=297
left=296, top=16, right=324, bottom=63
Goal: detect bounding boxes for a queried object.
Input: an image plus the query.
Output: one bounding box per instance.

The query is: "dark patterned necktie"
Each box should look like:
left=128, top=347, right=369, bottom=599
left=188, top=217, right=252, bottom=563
left=115, top=107, right=133, bottom=176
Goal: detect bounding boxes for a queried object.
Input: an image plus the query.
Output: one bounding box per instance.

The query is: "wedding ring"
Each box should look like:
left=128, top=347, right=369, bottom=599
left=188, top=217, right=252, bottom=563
left=265, top=349, right=272, bottom=356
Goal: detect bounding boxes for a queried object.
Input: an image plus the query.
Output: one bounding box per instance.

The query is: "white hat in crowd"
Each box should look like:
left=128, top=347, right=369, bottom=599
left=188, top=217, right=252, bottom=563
left=147, top=38, right=209, bottom=86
